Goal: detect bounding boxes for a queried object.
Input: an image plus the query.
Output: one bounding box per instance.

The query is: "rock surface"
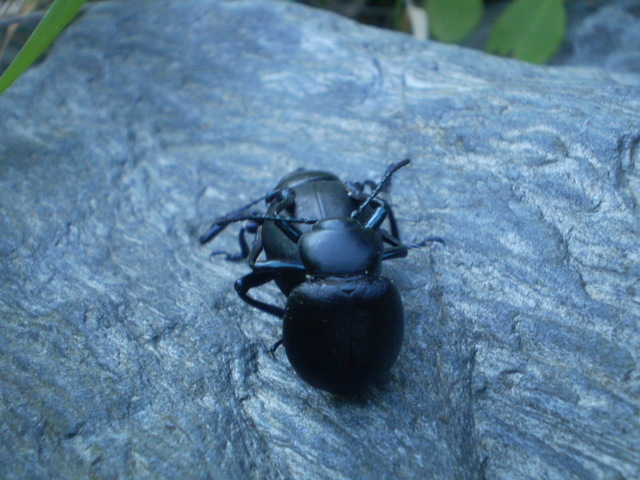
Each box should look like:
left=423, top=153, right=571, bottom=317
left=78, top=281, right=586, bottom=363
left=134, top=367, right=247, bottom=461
left=553, top=0, right=640, bottom=74
left=0, top=1, right=638, bottom=479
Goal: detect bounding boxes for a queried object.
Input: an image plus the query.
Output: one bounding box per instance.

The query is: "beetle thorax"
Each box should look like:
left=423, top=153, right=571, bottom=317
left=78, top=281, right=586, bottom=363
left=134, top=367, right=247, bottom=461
left=298, top=217, right=382, bottom=277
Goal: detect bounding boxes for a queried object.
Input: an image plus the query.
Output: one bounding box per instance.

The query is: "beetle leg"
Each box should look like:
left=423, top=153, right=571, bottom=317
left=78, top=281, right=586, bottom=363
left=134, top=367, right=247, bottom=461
left=274, top=220, right=303, bottom=243
left=235, top=271, right=286, bottom=318
left=363, top=198, right=403, bottom=239
left=362, top=179, right=377, bottom=190
left=200, top=192, right=270, bottom=244
left=379, top=199, right=400, bottom=239
left=381, top=239, right=444, bottom=261
left=267, top=187, right=295, bottom=212
left=368, top=198, right=400, bottom=239
left=380, top=229, right=443, bottom=260
left=383, top=229, right=444, bottom=247
left=235, top=225, right=252, bottom=259
left=379, top=231, right=408, bottom=260
left=381, top=231, right=444, bottom=261
left=268, top=188, right=305, bottom=242
left=406, top=237, right=446, bottom=248
left=269, top=339, right=284, bottom=358
left=380, top=229, right=402, bottom=246
left=208, top=222, right=259, bottom=261
left=382, top=245, right=409, bottom=261
left=247, top=225, right=264, bottom=268
left=202, top=212, right=313, bottom=246
left=346, top=178, right=387, bottom=199
left=351, top=159, right=410, bottom=221
left=234, top=262, right=306, bottom=317
left=344, top=180, right=366, bottom=199
left=347, top=181, right=401, bottom=239
left=240, top=222, right=259, bottom=256
left=363, top=204, right=388, bottom=230
left=252, top=260, right=306, bottom=271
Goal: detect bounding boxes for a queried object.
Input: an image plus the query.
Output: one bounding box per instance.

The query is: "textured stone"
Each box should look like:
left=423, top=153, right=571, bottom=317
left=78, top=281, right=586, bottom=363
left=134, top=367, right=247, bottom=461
left=0, top=1, right=638, bottom=479
left=553, top=0, right=640, bottom=74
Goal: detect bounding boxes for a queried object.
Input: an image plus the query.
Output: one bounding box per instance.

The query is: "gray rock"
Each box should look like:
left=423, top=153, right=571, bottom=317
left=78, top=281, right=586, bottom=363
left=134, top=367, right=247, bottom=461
left=553, top=0, right=640, bottom=74
left=0, top=0, right=638, bottom=479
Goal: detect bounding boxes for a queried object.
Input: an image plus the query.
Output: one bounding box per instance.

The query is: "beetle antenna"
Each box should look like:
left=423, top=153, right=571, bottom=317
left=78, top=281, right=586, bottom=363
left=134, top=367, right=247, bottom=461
left=200, top=194, right=270, bottom=244
left=200, top=211, right=318, bottom=244
left=405, top=236, right=445, bottom=249
left=239, top=214, right=318, bottom=224
left=351, top=159, right=410, bottom=220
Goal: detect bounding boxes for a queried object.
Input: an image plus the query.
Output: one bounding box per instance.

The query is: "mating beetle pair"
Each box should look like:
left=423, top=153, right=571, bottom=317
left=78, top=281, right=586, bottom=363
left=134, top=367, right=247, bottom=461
left=200, top=160, right=437, bottom=393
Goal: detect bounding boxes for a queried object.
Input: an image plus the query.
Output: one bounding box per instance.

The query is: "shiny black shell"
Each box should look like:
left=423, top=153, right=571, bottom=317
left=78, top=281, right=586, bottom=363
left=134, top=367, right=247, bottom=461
left=283, top=276, right=404, bottom=393
left=261, top=170, right=360, bottom=294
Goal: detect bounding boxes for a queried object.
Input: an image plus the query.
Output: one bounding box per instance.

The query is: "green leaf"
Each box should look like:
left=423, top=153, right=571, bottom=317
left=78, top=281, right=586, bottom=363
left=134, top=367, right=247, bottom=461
left=0, top=0, right=86, bottom=94
left=424, top=0, right=484, bottom=43
left=486, top=0, right=566, bottom=64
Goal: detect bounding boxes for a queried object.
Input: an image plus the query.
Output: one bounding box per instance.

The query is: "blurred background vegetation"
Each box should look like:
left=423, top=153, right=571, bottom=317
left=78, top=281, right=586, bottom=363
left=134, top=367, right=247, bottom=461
left=0, top=0, right=613, bottom=93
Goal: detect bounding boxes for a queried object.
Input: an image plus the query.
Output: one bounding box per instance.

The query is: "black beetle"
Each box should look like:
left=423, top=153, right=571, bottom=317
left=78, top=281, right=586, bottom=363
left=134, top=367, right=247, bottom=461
left=200, top=160, right=438, bottom=393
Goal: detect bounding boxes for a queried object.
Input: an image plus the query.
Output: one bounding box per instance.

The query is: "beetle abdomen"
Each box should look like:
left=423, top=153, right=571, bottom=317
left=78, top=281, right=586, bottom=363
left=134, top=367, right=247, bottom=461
left=283, top=277, right=404, bottom=393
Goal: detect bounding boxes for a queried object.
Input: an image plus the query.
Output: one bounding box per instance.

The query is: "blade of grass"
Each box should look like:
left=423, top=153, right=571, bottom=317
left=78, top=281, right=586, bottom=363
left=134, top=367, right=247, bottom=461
left=0, top=0, right=86, bottom=94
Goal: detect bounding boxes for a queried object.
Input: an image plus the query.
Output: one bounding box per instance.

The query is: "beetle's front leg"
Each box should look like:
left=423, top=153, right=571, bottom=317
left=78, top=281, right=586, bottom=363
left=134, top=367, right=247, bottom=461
left=234, top=261, right=306, bottom=318
left=380, top=230, right=445, bottom=261
left=367, top=198, right=401, bottom=239
left=235, top=271, right=286, bottom=318
left=347, top=179, right=401, bottom=239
